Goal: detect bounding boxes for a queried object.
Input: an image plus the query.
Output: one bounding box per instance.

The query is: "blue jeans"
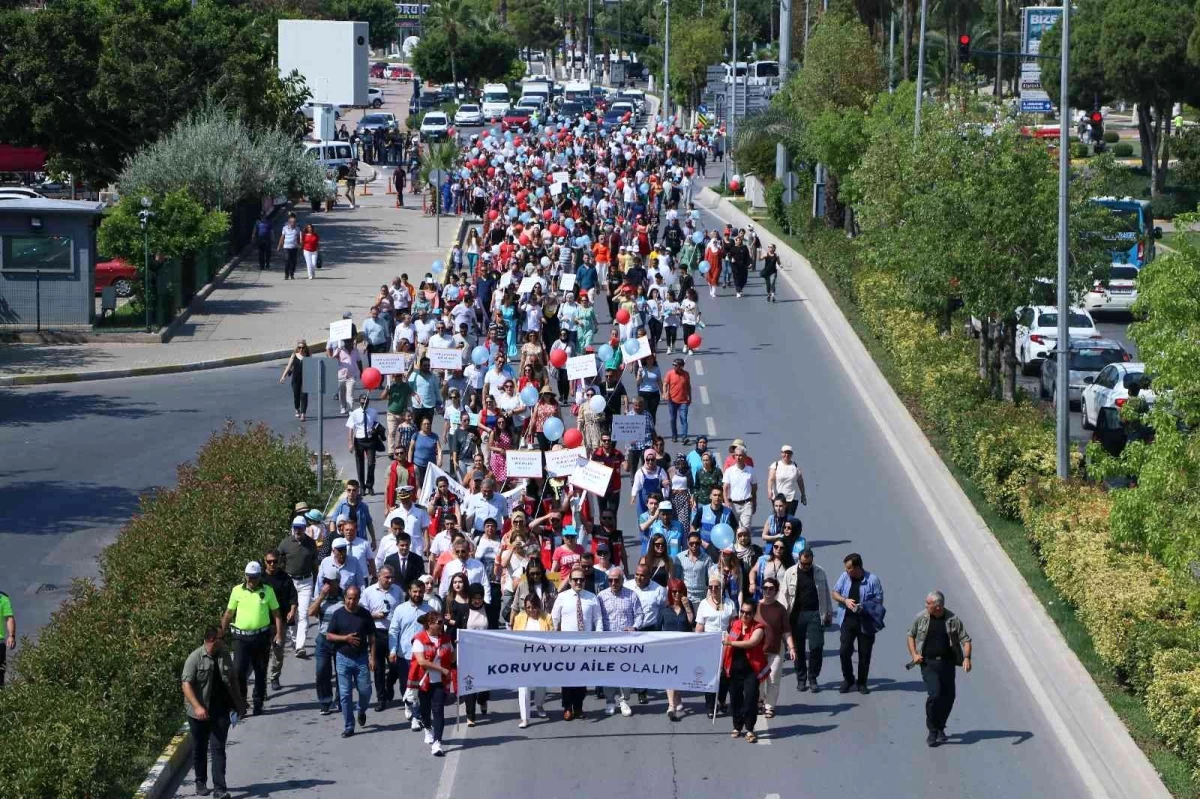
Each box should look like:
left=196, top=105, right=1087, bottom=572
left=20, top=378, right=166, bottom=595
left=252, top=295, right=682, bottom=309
left=315, top=633, right=335, bottom=708
left=335, top=652, right=372, bottom=732
left=668, top=400, right=690, bottom=440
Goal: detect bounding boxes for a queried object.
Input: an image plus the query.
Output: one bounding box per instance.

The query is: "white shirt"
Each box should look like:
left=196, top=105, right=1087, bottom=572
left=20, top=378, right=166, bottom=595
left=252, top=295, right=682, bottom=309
left=346, top=407, right=379, bottom=439
left=428, top=530, right=455, bottom=561
left=382, top=504, right=432, bottom=556
left=393, top=324, right=415, bottom=349
left=631, top=581, right=667, bottom=629
left=551, top=588, right=604, bottom=631
left=770, top=459, right=803, bottom=502
left=439, top=557, right=492, bottom=602
left=695, top=596, right=736, bottom=632
left=281, top=225, right=300, bottom=248
left=343, top=537, right=375, bottom=577
left=361, top=583, right=403, bottom=630
left=723, top=465, right=756, bottom=502
left=414, top=318, right=437, bottom=344
left=484, top=365, right=516, bottom=398
left=465, top=491, right=511, bottom=532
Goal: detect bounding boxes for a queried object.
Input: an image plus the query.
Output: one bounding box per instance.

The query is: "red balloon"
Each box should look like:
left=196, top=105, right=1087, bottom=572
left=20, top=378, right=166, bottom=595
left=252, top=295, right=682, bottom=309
left=487, top=167, right=496, bottom=178
left=616, top=179, right=624, bottom=191
left=518, top=233, right=531, bottom=246
left=563, top=428, right=583, bottom=448
left=549, top=348, right=569, bottom=368
left=686, top=334, right=702, bottom=350
left=615, top=308, right=631, bottom=324
left=686, top=166, right=695, bottom=176
left=729, top=180, right=740, bottom=192
left=514, top=136, right=523, bottom=147
left=542, top=209, right=553, bottom=220
left=480, top=130, right=490, bottom=138
left=488, top=209, right=499, bottom=220
left=361, top=367, right=382, bottom=391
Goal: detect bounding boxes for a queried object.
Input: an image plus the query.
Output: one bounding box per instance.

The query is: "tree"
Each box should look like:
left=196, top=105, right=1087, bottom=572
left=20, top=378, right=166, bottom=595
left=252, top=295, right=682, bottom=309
left=320, top=0, right=399, bottom=49
left=425, top=0, right=478, bottom=90
left=509, top=0, right=561, bottom=59
left=411, top=26, right=521, bottom=86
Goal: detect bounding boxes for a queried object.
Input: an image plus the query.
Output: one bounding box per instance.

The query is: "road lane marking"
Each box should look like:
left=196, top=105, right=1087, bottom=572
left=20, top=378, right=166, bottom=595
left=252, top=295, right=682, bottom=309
left=433, top=711, right=468, bottom=799
left=694, top=359, right=704, bottom=376
left=706, top=417, right=716, bottom=436
left=699, top=386, right=710, bottom=405
left=756, top=710, right=772, bottom=746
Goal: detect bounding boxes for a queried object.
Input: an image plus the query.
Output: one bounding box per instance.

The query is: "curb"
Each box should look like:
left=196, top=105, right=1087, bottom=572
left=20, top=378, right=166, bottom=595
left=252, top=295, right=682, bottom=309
left=698, top=186, right=1170, bottom=799
left=0, top=347, right=293, bottom=387
left=133, top=723, right=191, bottom=799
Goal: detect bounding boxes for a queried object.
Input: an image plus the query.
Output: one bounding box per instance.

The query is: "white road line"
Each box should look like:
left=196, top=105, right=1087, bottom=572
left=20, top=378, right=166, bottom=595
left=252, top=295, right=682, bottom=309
left=699, top=386, right=710, bottom=405
left=756, top=710, right=772, bottom=746
left=694, top=359, right=705, bottom=376
left=706, top=416, right=717, bottom=436
left=433, top=713, right=468, bottom=799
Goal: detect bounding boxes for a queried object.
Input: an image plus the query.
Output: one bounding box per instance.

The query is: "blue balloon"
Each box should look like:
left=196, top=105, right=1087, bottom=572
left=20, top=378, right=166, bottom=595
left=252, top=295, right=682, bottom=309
left=623, top=338, right=640, bottom=355
left=564, top=218, right=576, bottom=231
left=431, top=259, right=444, bottom=274
left=471, top=345, right=489, bottom=365
left=520, top=212, right=532, bottom=223
left=791, top=536, right=808, bottom=562
left=520, top=385, right=539, bottom=405
left=710, top=523, right=735, bottom=551
left=639, top=183, right=649, bottom=195
left=691, top=231, right=704, bottom=244
left=597, top=344, right=614, bottom=362
left=508, top=207, right=519, bottom=219
left=543, top=417, right=565, bottom=441
left=535, top=187, right=545, bottom=198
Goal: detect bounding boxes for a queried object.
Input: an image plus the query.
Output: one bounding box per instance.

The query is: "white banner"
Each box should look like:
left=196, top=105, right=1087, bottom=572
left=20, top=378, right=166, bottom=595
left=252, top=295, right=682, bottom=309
left=427, top=347, right=462, bottom=370
left=505, top=449, right=544, bottom=478
left=517, top=276, right=538, bottom=295
left=565, top=354, right=598, bottom=381
left=457, top=630, right=723, bottom=694
left=419, top=462, right=468, bottom=504
left=558, top=273, right=576, bottom=293
left=329, top=319, right=354, bottom=341
left=553, top=171, right=571, bottom=184
left=545, top=446, right=587, bottom=477
left=569, top=459, right=612, bottom=496
left=550, top=182, right=563, bottom=197
left=371, top=353, right=409, bottom=375
left=611, top=414, right=647, bottom=442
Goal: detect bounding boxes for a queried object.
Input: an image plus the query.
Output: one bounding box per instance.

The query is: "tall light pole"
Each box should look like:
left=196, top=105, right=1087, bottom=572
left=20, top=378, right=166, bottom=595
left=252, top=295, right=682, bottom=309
left=728, top=0, right=738, bottom=182
left=1055, top=1, right=1071, bottom=479
left=662, top=0, right=671, bottom=118
left=913, top=0, right=929, bottom=138
left=587, top=0, right=595, bottom=84
left=138, top=196, right=153, bottom=333
left=774, top=0, right=793, bottom=181
left=888, top=11, right=895, bottom=93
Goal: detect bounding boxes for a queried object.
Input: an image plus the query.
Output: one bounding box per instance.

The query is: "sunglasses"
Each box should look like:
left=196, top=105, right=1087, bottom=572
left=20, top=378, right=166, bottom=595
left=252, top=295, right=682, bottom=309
left=264, top=560, right=277, bottom=565
left=570, top=577, right=584, bottom=583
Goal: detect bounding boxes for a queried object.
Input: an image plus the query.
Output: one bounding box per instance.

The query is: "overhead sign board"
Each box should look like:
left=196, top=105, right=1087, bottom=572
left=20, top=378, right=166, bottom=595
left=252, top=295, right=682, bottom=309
left=1020, top=8, right=1062, bottom=114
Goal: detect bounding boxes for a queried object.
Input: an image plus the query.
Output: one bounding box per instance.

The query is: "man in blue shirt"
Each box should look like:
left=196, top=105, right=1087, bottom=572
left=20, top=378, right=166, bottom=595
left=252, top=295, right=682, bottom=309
left=407, top=356, right=443, bottom=430
left=638, top=496, right=684, bottom=558
left=362, top=306, right=390, bottom=366
left=388, top=578, right=435, bottom=730
left=831, top=552, right=886, bottom=695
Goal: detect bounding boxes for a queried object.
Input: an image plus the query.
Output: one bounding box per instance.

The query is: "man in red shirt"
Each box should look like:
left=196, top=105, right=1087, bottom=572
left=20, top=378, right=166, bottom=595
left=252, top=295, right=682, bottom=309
left=723, top=438, right=755, bottom=470
left=662, top=358, right=693, bottom=445
left=591, top=433, right=625, bottom=516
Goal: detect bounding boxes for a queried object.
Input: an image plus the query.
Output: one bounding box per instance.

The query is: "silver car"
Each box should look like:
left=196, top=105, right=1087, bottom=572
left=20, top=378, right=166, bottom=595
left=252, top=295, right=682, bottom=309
left=1039, top=338, right=1130, bottom=407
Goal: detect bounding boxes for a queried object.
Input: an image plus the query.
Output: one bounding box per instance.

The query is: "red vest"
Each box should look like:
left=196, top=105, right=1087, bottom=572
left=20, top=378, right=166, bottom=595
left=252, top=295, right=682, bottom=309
left=722, top=619, right=770, bottom=680
left=407, top=630, right=456, bottom=692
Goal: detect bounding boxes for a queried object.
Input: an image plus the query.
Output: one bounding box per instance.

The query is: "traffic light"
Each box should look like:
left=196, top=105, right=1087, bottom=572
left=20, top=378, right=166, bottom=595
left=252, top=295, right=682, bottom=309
left=958, top=34, right=972, bottom=63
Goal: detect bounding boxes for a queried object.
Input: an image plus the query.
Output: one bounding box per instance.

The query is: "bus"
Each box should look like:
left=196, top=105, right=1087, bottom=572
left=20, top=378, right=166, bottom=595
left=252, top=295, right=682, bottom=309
left=1092, top=197, right=1161, bottom=268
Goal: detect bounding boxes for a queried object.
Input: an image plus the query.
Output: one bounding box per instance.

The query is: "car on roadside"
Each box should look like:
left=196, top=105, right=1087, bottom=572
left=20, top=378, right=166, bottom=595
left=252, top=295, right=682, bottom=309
left=1080, top=361, right=1156, bottom=430
left=1082, top=263, right=1139, bottom=314
left=385, top=64, right=414, bottom=80
left=1016, top=305, right=1098, bottom=375
left=1038, top=337, right=1129, bottom=407
left=453, top=104, right=484, bottom=126
left=419, top=111, right=451, bottom=141
left=556, top=101, right=583, bottom=125
left=356, top=112, right=397, bottom=136
left=95, top=256, right=137, bottom=297
left=502, top=106, right=533, bottom=130
left=300, top=102, right=342, bottom=121
left=370, top=62, right=389, bottom=79
left=408, top=92, right=443, bottom=114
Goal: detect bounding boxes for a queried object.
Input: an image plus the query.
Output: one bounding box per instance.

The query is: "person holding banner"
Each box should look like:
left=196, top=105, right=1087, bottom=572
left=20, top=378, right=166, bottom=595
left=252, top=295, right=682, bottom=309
left=512, top=593, right=551, bottom=728
left=409, top=612, right=455, bottom=756
left=723, top=600, right=769, bottom=742
left=487, top=415, right=517, bottom=487
left=509, top=557, right=557, bottom=628
left=455, top=585, right=495, bottom=726
left=551, top=567, right=604, bottom=720
left=697, top=576, right=736, bottom=716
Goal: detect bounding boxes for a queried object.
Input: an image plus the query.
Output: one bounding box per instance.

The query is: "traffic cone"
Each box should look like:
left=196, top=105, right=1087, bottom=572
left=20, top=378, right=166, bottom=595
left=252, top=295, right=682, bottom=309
left=360, top=181, right=371, bottom=196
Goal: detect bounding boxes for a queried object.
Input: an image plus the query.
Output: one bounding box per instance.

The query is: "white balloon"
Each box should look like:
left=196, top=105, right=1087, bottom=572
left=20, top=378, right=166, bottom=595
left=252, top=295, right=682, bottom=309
left=588, top=395, right=606, bottom=414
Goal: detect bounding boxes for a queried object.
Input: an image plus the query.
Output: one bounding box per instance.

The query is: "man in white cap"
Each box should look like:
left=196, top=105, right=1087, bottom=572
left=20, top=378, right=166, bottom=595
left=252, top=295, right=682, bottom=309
left=319, top=537, right=366, bottom=593
left=277, top=516, right=318, bottom=660
left=219, top=561, right=284, bottom=715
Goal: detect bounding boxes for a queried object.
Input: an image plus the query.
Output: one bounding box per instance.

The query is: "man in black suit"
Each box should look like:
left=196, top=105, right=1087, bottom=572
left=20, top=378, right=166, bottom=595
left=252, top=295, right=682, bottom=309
left=382, top=530, right=425, bottom=592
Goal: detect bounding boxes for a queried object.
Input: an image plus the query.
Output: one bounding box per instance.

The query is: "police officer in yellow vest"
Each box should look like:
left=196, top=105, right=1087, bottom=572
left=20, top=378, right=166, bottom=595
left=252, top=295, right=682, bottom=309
left=219, top=561, right=284, bottom=715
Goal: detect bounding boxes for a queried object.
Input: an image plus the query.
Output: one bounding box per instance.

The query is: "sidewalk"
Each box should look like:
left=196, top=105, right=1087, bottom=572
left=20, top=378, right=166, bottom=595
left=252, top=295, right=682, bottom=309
left=0, top=184, right=463, bottom=385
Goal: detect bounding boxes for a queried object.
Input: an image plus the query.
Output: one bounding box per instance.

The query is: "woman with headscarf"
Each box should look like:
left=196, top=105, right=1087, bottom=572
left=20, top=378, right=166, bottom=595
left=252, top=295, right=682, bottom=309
left=455, top=585, right=495, bottom=726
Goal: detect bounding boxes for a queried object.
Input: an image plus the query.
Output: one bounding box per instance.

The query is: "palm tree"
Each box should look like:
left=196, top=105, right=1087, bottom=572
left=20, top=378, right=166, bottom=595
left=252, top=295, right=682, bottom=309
left=425, top=0, right=478, bottom=94
left=419, top=141, right=460, bottom=214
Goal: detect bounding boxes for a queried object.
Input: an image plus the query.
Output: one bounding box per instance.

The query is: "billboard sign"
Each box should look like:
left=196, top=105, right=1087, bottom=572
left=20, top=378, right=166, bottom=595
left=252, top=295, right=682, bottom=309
left=1020, top=7, right=1062, bottom=114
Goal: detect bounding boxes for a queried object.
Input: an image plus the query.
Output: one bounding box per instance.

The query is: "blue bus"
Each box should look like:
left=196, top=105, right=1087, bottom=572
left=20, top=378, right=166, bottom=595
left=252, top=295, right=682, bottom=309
left=1091, top=197, right=1161, bottom=267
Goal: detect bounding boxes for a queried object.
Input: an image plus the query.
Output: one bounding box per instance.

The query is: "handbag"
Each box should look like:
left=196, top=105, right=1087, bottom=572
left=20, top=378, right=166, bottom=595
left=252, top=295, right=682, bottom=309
left=370, top=421, right=387, bottom=453
left=316, top=252, right=324, bottom=269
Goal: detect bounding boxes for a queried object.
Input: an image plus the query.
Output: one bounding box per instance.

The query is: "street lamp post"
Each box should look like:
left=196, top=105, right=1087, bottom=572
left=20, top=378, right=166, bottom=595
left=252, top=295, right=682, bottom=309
left=587, top=0, right=595, bottom=84
left=775, top=0, right=793, bottom=181
left=913, top=0, right=929, bottom=138
left=729, top=0, right=738, bottom=182
left=662, top=0, right=671, bottom=119
left=138, top=196, right=154, bottom=333
left=1055, top=1, right=1071, bottom=479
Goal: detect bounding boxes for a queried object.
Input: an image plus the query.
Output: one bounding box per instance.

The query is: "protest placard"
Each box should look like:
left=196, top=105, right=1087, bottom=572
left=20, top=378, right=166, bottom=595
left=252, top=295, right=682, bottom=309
left=611, top=414, right=647, bottom=442
left=329, top=319, right=353, bottom=342
left=558, top=273, right=576, bottom=293
left=517, top=276, right=538, bottom=295
left=545, top=447, right=587, bottom=477
left=371, top=354, right=409, bottom=375
left=427, top=347, right=462, bottom=371
left=550, top=183, right=563, bottom=197
left=505, top=449, right=544, bottom=479
left=622, top=336, right=653, bottom=364
left=569, top=459, right=613, bottom=496
left=565, top=354, right=598, bottom=381
left=553, top=171, right=570, bottom=184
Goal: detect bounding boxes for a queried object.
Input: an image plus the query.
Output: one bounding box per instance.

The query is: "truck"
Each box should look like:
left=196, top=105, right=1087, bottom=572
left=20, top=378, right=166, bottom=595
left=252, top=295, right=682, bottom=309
left=481, top=83, right=511, bottom=121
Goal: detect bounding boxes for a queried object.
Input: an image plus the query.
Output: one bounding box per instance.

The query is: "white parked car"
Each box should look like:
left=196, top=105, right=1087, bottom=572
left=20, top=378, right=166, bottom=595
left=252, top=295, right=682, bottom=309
left=419, top=111, right=450, bottom=140
left=1016, top=305, right=1098, bottom=375
left=1082, top=264, right=1139, bottom=314
left=1080, top=361, right=1155, bottom=429
left=453, top=104, right=484, bottom=126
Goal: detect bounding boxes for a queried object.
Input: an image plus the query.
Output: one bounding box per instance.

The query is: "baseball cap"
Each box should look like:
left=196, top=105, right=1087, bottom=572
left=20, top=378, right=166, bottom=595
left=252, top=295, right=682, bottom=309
left=245, top=561, right=262, bottom=576
left=781, top=445, right=794, bottom=453
left=562, top=525, right=579, bottom=537
left=292, top=515, right=307, bottom=528
left=332, top=537, right=349, bottom=550
left=398, top=485, right=414, bottom=496
left=596, top=542, right=610, bottom=554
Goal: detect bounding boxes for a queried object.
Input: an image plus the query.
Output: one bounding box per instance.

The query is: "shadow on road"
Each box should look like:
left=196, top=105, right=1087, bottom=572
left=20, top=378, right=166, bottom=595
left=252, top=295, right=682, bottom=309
left=0, top=480, right=143, bottom=535
left=0, top=388, right=191, bottom=427
left=946, top=729, right=1034, bottom=746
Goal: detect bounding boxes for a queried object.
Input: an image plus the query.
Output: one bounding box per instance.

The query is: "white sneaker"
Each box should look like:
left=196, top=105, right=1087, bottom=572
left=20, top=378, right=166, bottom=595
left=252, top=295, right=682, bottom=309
left=431, top=741, right=444, bottom=756
left=411, top=716, right=422, bottom=732
left=423, top=729, right=434, bottom=745
left=619, top=700, right=633, bottom=717
left=605, top=703, right=617, bottom=716
left=666, top=346, right=672, bottom=353
left=736, top=292, right=742, bottom=298
left=404, top=703, right=413, bottom=721
left=675, top=703, right=685, bottom=714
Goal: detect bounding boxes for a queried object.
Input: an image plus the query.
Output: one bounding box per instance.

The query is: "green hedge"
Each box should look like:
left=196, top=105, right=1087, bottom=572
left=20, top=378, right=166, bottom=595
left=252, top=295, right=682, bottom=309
left=1113, top=142, right=1135, bottom=158
left=1104, top=131, right=1121, bottom=144
left=762, top=205, right=1200, bottom=784
left=0, top=424, right=317, bottom=799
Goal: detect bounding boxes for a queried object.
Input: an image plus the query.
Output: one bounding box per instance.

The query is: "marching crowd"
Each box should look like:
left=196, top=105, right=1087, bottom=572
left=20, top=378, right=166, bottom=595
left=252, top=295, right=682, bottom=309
left=178, top=112, right=975, bottom=798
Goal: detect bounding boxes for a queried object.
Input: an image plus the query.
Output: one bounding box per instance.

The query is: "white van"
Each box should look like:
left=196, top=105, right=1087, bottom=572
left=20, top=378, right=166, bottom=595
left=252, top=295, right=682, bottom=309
left=481, top=83, right=510, bottom=121
left=303, top=140, right=355, bottom=179
left=521, top=78, right=552, bottom=107
left=563, top=81, right=592, bottom=103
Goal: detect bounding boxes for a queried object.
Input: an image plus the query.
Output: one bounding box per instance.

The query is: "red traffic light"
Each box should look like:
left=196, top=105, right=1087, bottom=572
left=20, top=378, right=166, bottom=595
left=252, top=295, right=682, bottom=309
left=1089, top=111, right=1103, bottom=123
left=959, top=34, right=971, bottom=45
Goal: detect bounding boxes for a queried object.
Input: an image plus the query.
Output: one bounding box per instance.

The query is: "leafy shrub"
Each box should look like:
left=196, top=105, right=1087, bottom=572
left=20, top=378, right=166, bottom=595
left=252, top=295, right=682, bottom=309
left=1149, top=193, right=1186, bottom=220
left=1112, top=142, right=1134, bottom=158
left=1103, top=131, right=1120, bottom=144
left=1147, top=650, right=1200, bottom=780
left=0, top=424, right=317, bottom=799
left=1072, top=143, right=1091, bottom=159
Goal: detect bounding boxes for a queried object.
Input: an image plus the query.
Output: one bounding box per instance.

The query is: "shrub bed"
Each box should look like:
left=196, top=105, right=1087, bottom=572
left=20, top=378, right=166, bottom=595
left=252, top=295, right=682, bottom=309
left=763, top=206, right=1200, bottom=785
left=0, top=423, right=317, bottom=799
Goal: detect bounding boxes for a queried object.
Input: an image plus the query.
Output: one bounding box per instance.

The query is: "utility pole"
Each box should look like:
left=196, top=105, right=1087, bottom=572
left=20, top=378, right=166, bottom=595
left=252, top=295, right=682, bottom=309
left=662, top=0, right=671, bottom=118
left=775, top=0, right=793, bottom=180
left=888, top=12, right=895, bottom=93
left=1055, top=1, right=1071, bottom=479
left=994, top=0, right=1004, bottom=99
left=587, top=0, right=595, bottom=84
left=138, top=197, right=153, bottom=333
left=913, top=0, right=928, bottom=138
left=729, top=0, right=738, bottom=180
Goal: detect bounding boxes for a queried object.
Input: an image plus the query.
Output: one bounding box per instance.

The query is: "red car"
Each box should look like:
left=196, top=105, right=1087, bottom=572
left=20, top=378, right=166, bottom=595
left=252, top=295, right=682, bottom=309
left=502, top=107, right=533, bottom=131
left=95, top=256, right=136, bottom=297
left=370, top=62, right=388, bottom=79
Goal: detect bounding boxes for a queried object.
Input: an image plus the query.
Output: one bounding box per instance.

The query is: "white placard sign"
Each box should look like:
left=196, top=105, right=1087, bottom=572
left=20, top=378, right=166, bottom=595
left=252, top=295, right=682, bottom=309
left=553, top=171, right=570, bottom=184
left=565, top=354, right=598, bottom=381
left=558, top=273, right=576, bottom=292
left=622, top=336, right=653, bottom=364
left=419, top=462, right=469, bottom=504
left=457, top=630, right=723, bottom=694
left=505, top=449, right=544, bottom=479
left=517, top=276, right=538, bottom=295
left=569, top=459, right=613, bottom=496
left=427, top=347, right=462, bottom=370
left=550, top=182, right=563, bottom=197
left=371, top=353, right=409, bottom=375
left=545, top=447, right=587, bottom=477
left=329, top=319, right=354, bottom=341
left=611, top=414, right=647, bottom=443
